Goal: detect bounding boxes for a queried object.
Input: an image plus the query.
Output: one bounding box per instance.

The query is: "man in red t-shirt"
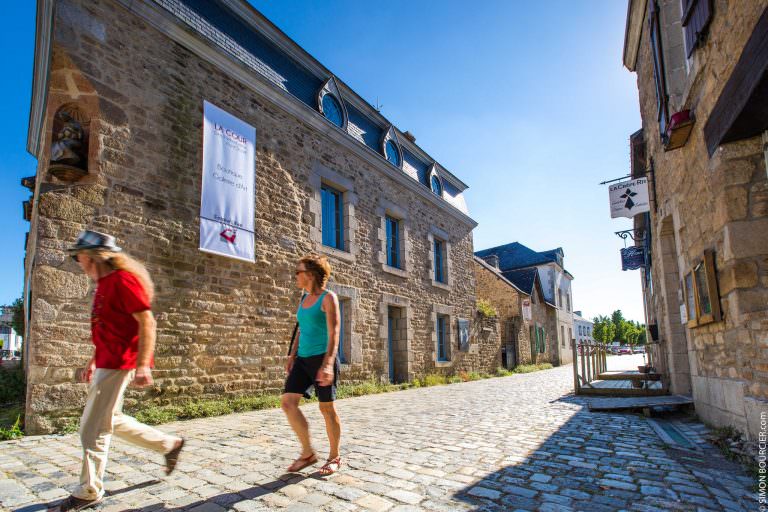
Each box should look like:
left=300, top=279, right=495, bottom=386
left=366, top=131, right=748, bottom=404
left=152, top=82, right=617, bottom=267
left=55, top=231, right=185, bottom=512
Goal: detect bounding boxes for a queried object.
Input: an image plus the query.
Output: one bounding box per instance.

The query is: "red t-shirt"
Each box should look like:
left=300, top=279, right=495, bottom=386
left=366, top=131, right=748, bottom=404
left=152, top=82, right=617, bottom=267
left=92, top=270, right=153, bottom=369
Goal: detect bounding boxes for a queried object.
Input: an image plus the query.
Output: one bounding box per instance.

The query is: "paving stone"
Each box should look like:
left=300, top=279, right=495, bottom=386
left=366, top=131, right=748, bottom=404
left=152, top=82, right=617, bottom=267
left=0, top=363, right=754, bottom=512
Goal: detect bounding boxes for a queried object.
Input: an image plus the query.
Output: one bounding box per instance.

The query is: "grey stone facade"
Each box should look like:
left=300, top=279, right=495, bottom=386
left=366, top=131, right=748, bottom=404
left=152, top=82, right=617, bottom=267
left=22, top=0, right=488, bottom=433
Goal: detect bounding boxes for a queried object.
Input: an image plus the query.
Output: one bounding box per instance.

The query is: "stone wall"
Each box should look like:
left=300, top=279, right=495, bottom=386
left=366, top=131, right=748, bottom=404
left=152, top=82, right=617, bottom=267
left=473, top=260, right=558, bottom=367
left=24, top=0, right=480, bottom=433
left=633, top=0, right=768, bottom=440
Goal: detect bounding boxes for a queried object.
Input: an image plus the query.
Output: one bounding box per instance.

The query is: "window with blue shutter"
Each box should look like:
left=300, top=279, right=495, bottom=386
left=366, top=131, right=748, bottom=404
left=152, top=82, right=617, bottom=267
left=539, top=327, right=546, bottom=354
left=434, top=239, right=445, bottom=283
left=436, top=315, right=448, bottom=361
left=321, top=184, right=344, bottom=250
left=386, top=216, right=400, bottom=268
left=338, top=299, right=347, bottom=363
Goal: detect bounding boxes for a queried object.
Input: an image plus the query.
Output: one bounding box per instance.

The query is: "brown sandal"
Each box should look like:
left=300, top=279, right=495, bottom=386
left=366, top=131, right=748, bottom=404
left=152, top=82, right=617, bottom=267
left=287, top=452, right=318, bottom=472
left=319, top=456, right=342, bottom=475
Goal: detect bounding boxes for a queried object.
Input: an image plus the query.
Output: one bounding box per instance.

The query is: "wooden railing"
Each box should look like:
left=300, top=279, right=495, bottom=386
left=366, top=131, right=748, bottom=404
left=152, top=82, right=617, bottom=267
left=572, top=341, right=607, bottom=394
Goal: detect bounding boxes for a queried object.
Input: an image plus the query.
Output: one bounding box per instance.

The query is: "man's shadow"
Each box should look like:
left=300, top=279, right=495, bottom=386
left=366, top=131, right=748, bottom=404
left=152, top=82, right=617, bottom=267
left=27, top=473, right=316, bottom=512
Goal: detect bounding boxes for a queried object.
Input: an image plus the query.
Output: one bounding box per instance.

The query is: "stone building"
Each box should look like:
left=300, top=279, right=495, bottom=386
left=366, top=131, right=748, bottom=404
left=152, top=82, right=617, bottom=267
left=22, top=0, right=490, bottom=433
left=623, top=0, right=768, bottom=441
left=475, top=243, right=574, bottom=365
left=474, top=256, right=558, bottom=368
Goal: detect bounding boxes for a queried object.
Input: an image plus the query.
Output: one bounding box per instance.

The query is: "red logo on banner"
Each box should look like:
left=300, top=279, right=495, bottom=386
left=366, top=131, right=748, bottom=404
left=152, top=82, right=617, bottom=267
left=220, top=228, right=236, bottom=244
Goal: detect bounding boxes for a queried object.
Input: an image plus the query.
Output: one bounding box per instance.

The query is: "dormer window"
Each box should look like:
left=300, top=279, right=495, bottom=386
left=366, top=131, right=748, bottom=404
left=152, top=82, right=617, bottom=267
left=428, top=164, right=443, bottom=198
left=316, top=76, right=348, bottom=130
left=321, top=94, right=343, bottom=128
left=430, top=174, right=442, bottom=196
left=385, top=140, right=400, bottom=167
left=381, top=126, right=402, bottom=169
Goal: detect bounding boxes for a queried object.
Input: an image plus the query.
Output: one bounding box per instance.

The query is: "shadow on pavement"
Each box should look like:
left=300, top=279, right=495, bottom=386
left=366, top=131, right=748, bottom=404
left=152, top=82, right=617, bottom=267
left=450, top=394, right=753, bottom=512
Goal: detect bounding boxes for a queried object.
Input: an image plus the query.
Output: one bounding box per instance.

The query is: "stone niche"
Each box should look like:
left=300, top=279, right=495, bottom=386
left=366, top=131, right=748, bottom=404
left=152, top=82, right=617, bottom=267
left=48, top=104, right=89, bottom=181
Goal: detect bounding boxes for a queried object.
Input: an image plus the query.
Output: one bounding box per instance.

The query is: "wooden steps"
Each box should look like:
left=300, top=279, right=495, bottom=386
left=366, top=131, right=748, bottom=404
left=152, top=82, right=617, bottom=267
left=598, top=370, right=662, bottom=382
left=579, top=378, right=666, bottom=397
left=587, top=394, right=694, bottom=411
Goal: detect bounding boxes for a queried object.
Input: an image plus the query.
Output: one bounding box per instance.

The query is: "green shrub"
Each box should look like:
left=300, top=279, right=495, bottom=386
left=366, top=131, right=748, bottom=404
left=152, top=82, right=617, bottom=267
left=466, top=371, right=482, bottom=381
left=511, top=363, right=553, bottom=374
left=476, top=299, right=497, bottom=318
left=421, top=374, right=448, bottom=387
left=495, top=367, right=513, bottom=377
left=447, top=375, right=463, bottom=384
left=0, top=415, right=23, bottom=441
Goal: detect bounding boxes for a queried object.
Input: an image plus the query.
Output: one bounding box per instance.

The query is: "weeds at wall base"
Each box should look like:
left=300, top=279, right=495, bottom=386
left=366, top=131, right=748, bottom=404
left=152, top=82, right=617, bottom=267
left=1, top=362, right=556, bottom=437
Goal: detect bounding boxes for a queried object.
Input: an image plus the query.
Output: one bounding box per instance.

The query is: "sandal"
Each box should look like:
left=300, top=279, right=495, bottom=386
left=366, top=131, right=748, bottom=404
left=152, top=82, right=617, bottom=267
left=319, top=456, right=342, bottom=475
left=287, top=452, right=318, bottom=472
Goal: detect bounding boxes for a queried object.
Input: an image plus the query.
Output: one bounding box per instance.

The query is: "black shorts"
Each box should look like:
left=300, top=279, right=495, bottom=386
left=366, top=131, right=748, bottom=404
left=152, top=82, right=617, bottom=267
left=284, top=354, right=340, bottom=402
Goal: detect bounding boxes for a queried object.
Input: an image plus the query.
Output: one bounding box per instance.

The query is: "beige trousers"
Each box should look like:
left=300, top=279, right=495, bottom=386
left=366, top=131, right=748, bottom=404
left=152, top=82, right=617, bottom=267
left=73, top=368, right=179, bottom=500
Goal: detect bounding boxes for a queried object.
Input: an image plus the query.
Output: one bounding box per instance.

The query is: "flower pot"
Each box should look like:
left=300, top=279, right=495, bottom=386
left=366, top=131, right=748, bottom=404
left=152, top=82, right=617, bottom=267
left=638, top=365, right=649, bottom=373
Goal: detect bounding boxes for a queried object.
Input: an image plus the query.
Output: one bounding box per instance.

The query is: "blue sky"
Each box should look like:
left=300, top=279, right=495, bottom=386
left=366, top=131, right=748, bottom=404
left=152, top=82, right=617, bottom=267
left=2, top=1, right=643, bottom=322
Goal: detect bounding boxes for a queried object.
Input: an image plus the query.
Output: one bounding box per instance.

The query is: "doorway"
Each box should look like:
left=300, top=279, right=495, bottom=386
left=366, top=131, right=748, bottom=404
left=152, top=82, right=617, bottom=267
left=387, top=306, right=408, bottom=383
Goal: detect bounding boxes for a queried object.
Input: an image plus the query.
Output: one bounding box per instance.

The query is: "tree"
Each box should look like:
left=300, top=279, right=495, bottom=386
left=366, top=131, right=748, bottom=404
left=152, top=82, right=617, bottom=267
left=10, top=297, right=24, bottom=339
left=592, top=315, right=616, bottom=344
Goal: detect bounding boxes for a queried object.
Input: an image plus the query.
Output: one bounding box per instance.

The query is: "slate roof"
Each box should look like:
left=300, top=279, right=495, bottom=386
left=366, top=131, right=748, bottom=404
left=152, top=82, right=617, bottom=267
left=501, top=268, right=539, bottom=295
left=475, top=242, right=562, bottom=272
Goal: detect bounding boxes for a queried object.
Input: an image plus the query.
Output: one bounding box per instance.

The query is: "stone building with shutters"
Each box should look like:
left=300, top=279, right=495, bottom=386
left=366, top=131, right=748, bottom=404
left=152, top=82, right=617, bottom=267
left=474, top=256, right=559, bottom=368
left=475, top=242, right=574, bottom=365
left=623, top=0, right=768, bottom=441
left=21, top=0, right=496, bottom=433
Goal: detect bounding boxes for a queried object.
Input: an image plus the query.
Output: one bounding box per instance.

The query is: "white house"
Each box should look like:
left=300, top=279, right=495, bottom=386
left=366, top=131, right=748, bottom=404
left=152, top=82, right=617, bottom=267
left=573, top=311, right=594, bottom=346
left=0, top=307, right=22, bottom=356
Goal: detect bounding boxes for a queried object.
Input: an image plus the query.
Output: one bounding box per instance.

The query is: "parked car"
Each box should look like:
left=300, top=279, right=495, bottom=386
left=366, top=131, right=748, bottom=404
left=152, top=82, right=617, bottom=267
left=618, top=346, right=632, bottom=355
left=632, top=345, right=645, bottom=354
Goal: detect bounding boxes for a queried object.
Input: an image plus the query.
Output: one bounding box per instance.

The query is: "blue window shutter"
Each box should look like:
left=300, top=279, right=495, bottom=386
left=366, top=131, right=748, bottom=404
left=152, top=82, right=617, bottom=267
left=434, top=240, right=444, bottom=283
left=321, top=185, right=344, bottom=249
left=437, top=316, right=447, bottom=361
left=386, top=217, right=400, bottom=268
left=338, top=300, right=346, bottom=363
left=335, top=190, right=344, bottom=249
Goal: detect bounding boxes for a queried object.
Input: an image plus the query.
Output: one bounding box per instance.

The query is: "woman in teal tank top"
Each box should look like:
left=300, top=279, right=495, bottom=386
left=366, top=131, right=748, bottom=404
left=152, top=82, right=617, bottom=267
left=282, top=254, right=343, bottom=476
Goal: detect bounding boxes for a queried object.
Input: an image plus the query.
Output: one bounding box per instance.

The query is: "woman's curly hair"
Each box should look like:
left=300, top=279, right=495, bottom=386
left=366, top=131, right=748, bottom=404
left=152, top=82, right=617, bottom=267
left=299, top=254, right=331, bottom=288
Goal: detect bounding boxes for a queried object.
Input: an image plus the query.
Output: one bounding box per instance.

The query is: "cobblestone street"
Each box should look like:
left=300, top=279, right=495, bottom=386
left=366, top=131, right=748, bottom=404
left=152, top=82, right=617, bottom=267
left=1, top=363, right=754, bottom=512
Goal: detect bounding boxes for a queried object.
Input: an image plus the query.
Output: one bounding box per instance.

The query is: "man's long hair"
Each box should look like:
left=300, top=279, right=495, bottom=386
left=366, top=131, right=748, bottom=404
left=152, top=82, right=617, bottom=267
left=84, top=250, right=155, bottom=303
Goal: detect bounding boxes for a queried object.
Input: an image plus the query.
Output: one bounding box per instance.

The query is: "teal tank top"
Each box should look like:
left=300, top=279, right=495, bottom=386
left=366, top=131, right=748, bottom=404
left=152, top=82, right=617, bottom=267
left=297, top=291, right=329, bottom=357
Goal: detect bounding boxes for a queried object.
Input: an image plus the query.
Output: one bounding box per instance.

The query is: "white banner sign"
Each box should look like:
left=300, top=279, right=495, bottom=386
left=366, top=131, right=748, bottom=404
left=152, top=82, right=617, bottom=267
left=609, top=178, right=650, bottom=218
left=522, top=299, right=532, bottom=322
left=200, top=101, right=256, bottom=262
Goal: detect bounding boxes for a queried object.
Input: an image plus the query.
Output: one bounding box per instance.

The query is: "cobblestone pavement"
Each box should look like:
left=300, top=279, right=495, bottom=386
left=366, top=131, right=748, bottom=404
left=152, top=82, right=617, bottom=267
left=0, top=364, right=754, bottom=512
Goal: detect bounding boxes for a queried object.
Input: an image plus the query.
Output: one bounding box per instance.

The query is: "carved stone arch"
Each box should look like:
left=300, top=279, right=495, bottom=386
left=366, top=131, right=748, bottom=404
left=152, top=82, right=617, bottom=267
left=380, top=125, right=403, bottom=169
left=316, top=76, right=348, bottom=131
left=49, top=103, right=91, bottom=181
left=427, top=163, right=443, bottom=198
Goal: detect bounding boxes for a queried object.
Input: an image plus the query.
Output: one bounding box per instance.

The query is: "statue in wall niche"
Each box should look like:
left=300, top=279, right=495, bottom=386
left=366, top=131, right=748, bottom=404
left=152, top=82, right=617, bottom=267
left=49, top=109, right=88, bottom=181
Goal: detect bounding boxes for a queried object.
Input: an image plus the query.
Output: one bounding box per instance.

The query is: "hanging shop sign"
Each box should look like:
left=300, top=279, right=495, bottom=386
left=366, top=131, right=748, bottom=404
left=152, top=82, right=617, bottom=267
left=609, top=178, right=650, bottom=218
left=621, top=245, right=646, bottom=271
left=200, top=100, right=256, bottom=262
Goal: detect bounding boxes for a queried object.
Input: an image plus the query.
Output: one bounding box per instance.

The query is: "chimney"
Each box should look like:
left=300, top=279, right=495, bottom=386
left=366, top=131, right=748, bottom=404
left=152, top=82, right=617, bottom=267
left=403, top=131, right=416, bottom=143
left=484, top=254, right=500, bottom=269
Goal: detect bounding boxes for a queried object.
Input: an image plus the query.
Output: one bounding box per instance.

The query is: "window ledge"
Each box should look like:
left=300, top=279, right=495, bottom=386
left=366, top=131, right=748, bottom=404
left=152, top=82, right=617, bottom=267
left=318, top=244, right=356, bottom=263
left=435, top=360, right=452, bottom=368
left=431, top=280, right=451, bottom=291
left=382, top=265, right=409, bottom=278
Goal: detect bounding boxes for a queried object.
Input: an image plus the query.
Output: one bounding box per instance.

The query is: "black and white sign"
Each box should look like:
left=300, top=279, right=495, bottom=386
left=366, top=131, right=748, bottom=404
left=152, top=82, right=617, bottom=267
left=609, top=178, right=650, bottom=218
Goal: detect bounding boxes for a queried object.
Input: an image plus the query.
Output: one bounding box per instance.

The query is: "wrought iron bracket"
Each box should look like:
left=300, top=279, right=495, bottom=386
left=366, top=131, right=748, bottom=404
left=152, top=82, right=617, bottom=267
left=615, top=228, right=646, bottom=242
